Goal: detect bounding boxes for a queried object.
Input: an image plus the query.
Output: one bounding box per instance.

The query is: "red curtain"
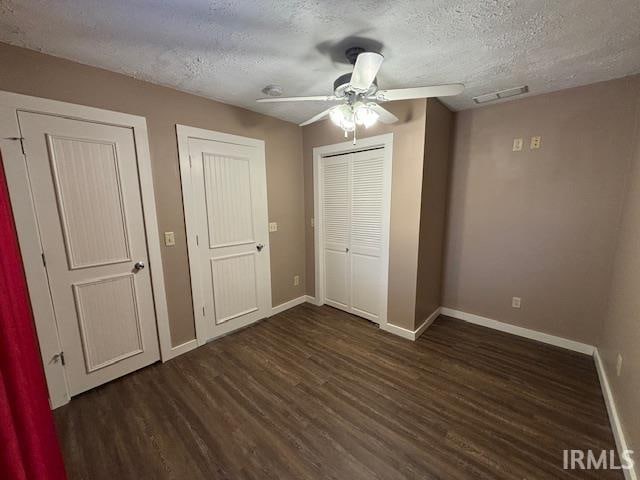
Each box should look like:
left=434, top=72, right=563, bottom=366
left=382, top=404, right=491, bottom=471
left=0, top=155, right=67, bottom=480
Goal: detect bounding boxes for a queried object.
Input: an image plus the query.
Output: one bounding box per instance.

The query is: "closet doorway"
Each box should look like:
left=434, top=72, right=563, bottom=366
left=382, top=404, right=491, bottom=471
left=313, top=133, right=393, bottom=326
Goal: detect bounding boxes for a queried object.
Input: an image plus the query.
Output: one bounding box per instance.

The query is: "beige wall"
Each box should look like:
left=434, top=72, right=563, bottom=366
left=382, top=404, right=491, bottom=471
left=415, top=99, right=453, bottom=326
left=0, top=42, right=306, bottom=347
left=302, top=100, right=427, bottom=330
left=599, top=84, right=640, bottom=453
left=443, top=75, right=640, bottom=345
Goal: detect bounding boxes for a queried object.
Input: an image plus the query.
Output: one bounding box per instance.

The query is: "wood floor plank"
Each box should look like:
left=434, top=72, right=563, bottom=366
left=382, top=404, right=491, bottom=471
left=54, top=304, right=622, bottom=479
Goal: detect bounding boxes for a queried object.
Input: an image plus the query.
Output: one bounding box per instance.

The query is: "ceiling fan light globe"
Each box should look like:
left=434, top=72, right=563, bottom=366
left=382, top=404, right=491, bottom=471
left=339, top=115, right=356, bottom=132
left=329, top=104, right=350, bottom=127
left=355, top=104, right=379, bottom=128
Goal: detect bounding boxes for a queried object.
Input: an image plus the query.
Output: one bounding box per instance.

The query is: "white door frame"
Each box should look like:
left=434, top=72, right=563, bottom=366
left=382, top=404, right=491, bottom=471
left=176, top=124, right=272, bottom=345
left=0, top=91, right=172, bottom=408
left=313, top=133, right=393, bottom=327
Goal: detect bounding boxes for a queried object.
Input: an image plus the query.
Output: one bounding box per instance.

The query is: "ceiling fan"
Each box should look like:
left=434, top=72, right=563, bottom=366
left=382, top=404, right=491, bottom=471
left=257, top=47, right=464, bottom=142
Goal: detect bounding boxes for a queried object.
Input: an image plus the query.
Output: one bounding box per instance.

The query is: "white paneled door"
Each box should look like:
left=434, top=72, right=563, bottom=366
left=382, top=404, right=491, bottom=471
left=183, top=131, right=271, bottom=341
left=320, top=147, right=390, bottom=324
left=322, top=154, right=351, bottom=309
left=18, top=112, right=160, bottom=396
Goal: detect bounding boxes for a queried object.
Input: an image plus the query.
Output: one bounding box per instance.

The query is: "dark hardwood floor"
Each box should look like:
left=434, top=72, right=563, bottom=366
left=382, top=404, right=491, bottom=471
left=54, top=304, right=621, bottom=479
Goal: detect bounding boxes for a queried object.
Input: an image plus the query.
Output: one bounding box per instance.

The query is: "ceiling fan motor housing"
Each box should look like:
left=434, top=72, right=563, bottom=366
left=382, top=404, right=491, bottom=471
left=334, top=73, right=378, bottom=99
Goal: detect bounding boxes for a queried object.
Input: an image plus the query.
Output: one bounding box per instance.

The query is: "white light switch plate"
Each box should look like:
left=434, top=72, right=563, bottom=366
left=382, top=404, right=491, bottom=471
left=269, top=222, right=278, bottom=232
left=513, top=138, right=523, bottom=151
left=512, top=297, right=521, bottom=308
left=164, top=231, right=175, bottom=246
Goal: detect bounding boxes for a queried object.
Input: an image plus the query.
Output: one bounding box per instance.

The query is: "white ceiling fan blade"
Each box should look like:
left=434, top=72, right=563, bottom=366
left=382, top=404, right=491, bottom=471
left=369, top=104, right=398, bottom=124
left=257, top=95, right=339, bottom=103
left=374, top=84, right=464, bottom=101
left=299, top=107, right=334, bottom=126
left=349, top=52, right=384, bottom=91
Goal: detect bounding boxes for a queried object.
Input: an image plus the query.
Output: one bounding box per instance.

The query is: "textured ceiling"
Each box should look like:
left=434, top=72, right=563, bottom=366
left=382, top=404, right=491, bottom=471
left=1, top=0, right=639, bottom=124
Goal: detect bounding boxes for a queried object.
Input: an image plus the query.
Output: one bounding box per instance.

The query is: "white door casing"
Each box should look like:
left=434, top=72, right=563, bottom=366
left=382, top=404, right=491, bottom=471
left=18, top=112, right=160, bottom=396
left=314, top=134, right=393, bottom=326
left=177, top=126, right=272, bottom=343
left=0, top=90, right=172, bottom=409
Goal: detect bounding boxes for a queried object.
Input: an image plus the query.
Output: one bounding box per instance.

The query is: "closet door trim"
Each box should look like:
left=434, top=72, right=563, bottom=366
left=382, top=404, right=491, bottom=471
left=313, top=133, right=393, bottom=327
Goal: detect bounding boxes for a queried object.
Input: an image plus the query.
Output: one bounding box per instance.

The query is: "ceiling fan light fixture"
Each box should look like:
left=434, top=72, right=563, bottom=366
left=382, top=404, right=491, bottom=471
left=330, top=104, right=356, bottom=132
left=339, top=115, right=356, bottom=133
left=271, top=48, right=462, bottom=142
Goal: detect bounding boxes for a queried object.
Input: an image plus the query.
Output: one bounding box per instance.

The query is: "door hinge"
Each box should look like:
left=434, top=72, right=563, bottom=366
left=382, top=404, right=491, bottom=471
left=196, top=234, right=199, bottom=246
left=41, top=252, right=47, bottom=267
left=202, top=306, right=205, bottom=316
left=5, top=136, right=25, bottom=155
left=52, top=351, right=65, bottom=366
left=189, top=155, right=193, bottom=168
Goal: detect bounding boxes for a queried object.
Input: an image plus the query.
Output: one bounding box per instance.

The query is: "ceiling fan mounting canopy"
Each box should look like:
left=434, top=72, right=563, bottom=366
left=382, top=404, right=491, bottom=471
left=345, top=46, right=367, bottom=64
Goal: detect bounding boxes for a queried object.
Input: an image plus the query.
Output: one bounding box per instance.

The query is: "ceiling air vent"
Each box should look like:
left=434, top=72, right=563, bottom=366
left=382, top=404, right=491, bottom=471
left=473, top=85, right=529, bottom=104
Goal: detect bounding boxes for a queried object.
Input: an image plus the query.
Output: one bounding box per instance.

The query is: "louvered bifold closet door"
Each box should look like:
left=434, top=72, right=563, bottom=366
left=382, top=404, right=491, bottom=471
left=322, top=154, right=351, bottom=310
left=349, top=148, right=386, bottom=323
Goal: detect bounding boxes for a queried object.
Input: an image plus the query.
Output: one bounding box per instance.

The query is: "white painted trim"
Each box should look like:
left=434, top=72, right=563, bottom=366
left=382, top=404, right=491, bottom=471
left=380, top=307, right=441, bottom=341
left=271, top=296, right=307, bottom=315
left=167, top=339, right=199, bottom=359
left=414, top=307, right=441, bottom=339
left=594, top=349, right=638, bottom=480
left=176, top=125, right=206, bottom=345
left=176, top=124, right=272, bottom=346
left=0, top=90, right=172, bottom=407
left=313, top=133, right=393, bottom=327
left=380, top=322, right=415, bottom=340
left=177, top=124, right=264, bottom=149
left=440, top=307, right=595, bottom=355
left=304, top=295, right=321, bottom=306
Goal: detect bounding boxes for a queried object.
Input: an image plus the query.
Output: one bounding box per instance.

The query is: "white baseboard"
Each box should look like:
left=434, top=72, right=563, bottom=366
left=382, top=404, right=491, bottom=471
left=439, top=307, right=595, bottom=355
left=380, top=322, right=415, bottom=340
left=305, top=294, right=322, bottom=306
left=163, top=338, right=198, bottom=362
left=594, top=349, right=637, bottom=480
left=415, top=307, right=441, bottom=340
left=271, top=295, right=307, bottom=315
left=381, top=307, right=441, bottom=341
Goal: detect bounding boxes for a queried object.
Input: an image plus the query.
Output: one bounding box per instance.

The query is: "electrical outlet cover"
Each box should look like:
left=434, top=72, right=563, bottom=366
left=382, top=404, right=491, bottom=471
left=512, top=297, right=521, bottom=308
left=530, top=136, right=541, bottom=149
